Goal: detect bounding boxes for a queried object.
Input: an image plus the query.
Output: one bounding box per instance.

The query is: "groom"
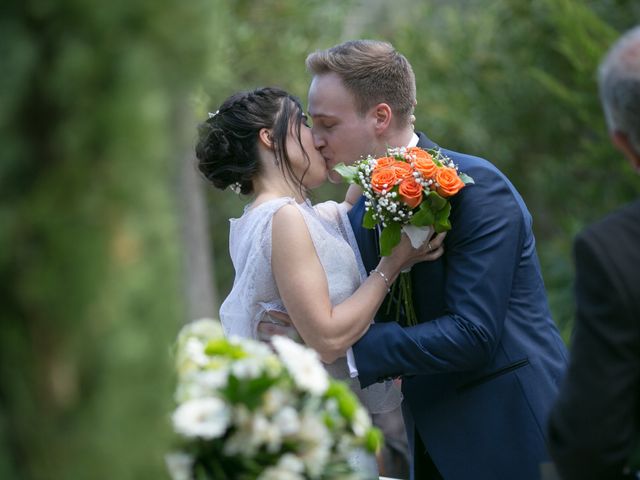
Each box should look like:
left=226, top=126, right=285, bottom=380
left=264, top=40, right=568, bottom=480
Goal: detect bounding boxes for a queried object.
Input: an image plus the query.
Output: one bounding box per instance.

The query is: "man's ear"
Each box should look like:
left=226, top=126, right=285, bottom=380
left=258, top=128, right=274, bottom=149
left=372, top=103, right=392, bottom=134
left=611, top=131, right=640, bottom=172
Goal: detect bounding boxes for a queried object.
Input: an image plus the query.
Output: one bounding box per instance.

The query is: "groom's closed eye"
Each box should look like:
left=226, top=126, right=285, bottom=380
left=316, top=121, right=336, bottom=131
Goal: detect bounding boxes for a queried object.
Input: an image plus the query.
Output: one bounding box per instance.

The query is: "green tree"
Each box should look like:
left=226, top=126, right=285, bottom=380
left=0, top=0, right=220, bottom=478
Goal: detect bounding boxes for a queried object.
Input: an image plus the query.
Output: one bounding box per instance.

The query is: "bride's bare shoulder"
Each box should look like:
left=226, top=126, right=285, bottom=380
left=271, top=204, right=315, bottom=253
left=272, top=203, right=306, bottom=231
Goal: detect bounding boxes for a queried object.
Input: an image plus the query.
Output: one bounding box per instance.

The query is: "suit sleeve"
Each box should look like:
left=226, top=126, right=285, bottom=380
left=547, top=232, right=640, bottom=480
left=353, top=165, right=527, bottom=385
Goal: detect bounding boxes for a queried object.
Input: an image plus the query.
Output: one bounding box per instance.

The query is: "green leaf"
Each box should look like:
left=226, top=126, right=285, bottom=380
left=434, top=202, right=452, bottom=232
left=205, top=339, right=247, bottom=359
left=221, top=373, right=276, bottom=410
left=362, top=208, right=376, bottom=229
left=325, top=381, right=359, bottom=420
left=427, top=190, right=447, bottom=211
left=364, top=427, right=384, bottom=453
left=410, top=202, right=435, bottom=227
left=380, top=223, right=401, bottom=256
left=459, top=172, right=475, bottom=184
left=333, top=163, right=359, bottom=184
left=434, top=220, right=451, bottom=233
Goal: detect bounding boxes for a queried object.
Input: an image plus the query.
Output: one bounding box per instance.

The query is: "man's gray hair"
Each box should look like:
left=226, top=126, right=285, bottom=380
left=598, top=25, right=640, bottom=153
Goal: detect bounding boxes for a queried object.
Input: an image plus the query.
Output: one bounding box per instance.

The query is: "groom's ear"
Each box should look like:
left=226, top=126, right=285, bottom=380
left=372, top=103, right=392, bottom=134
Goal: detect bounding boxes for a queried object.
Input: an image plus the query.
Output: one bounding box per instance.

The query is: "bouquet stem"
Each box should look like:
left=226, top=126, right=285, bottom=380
left=387, top=272, right=417, bottom=326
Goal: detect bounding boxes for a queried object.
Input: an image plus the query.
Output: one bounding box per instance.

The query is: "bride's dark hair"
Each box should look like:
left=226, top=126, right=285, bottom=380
left=196, top=87, right=311, bottom=195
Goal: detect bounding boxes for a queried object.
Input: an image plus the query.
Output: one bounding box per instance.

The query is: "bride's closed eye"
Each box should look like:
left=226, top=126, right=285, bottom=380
left=301, top=114, right=312, bottom=128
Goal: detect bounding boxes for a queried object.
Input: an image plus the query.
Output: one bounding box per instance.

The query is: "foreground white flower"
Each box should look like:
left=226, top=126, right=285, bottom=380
left=251, top=412, right=283, bottom=453
left=185, top=338, right=209, bottom=365
left=168, top=318, right=382, bottom=479
left=271, top=335, right=329, bottom=395
left=258, top=453, right=305, bottom=480
left=262, top=387, right=289, bottom=415
left=231, top=356, right=265, bottom=379
left=175, top=319, right=224, bottom=377
left=352, top=406, right=373, bottom=437
left=165, top=452, right=194, bottom=480
left=273, top=406, right=300, bottom=436
left=298, top=413, right=332, bottom=477
left=172, top=397, right=230, bottom=439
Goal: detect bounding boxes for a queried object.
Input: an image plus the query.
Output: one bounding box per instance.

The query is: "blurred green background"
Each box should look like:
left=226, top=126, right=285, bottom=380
left=1, top=0, right=638, bottom=478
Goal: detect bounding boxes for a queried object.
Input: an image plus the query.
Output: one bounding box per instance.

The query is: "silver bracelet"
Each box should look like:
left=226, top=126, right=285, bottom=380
left=370, top=268, right=391, bottom=293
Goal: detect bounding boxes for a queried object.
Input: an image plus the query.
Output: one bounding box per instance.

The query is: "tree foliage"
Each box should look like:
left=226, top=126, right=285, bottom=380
left=0, top=0, right=218, bottom=478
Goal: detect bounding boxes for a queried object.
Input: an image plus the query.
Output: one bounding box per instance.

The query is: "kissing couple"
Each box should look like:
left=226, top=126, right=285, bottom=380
left=196, top=39, right=568, bottom=480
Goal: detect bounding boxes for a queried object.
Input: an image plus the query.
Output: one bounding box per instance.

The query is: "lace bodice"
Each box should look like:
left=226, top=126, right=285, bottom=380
left=219, top=197, right=401, bottom=414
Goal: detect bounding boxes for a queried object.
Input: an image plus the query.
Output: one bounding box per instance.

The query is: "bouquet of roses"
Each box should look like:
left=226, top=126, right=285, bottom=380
left=166, top=318, right=382, bottom=480
left=335, top=146, right=474, bottom=325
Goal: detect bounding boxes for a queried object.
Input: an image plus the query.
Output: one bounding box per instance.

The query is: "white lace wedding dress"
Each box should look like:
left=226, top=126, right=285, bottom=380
left=219, top=196, right=402, bottom=477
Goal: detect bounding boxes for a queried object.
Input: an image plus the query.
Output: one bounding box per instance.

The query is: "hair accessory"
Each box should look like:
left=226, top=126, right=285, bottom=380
left=229, top=182, right=242, bottom=194
left=208, top=110, right=219, bottom=119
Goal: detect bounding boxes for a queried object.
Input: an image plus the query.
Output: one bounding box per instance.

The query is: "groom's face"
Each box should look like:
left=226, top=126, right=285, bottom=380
left=308, top=73, right=378, bottom=183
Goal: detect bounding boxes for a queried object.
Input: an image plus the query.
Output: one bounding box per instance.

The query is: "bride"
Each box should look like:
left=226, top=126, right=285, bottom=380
left=195, top=87, right=444, bottom=476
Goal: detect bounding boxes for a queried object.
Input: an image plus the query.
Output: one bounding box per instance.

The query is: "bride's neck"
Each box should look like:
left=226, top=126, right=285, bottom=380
left=251, top=174, right=307, bottom=205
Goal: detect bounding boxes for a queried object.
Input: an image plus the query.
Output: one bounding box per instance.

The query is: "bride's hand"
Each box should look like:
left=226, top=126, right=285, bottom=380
left=386, top=231, right=446, bottom=272
left=256, top=311, right=303, bottom=344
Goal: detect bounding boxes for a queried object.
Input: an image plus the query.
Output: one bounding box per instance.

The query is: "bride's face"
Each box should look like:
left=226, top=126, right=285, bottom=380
left=285, top=113, right=327, bottom=190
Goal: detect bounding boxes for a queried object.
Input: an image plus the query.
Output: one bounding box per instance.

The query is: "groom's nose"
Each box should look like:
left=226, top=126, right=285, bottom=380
left=312, top=130, right=325, bottom=150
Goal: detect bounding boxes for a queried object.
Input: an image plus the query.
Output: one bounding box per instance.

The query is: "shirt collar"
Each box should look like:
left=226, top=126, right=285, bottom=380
left=407, top=133, right=419, bottom=148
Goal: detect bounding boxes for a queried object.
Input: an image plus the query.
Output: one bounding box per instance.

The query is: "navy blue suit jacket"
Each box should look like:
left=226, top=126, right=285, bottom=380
left=349, top=133, right=568, bottom=480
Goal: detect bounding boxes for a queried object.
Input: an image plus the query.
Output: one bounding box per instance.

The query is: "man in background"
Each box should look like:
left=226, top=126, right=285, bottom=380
left=548, top=25, right=640, bottom=480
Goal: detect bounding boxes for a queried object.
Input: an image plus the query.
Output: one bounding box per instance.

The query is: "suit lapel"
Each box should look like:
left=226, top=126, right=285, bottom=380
left=348, top=195, right=379, bottom=273
left=416, top=131, right=439, bottom=150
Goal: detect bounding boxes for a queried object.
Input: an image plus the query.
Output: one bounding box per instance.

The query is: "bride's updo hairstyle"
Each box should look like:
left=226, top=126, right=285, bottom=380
left=196, top=87, right=311, bottom=195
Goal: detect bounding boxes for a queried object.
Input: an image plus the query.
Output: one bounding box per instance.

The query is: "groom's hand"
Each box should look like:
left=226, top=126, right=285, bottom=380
left=257, top=311, right=303, bottom=344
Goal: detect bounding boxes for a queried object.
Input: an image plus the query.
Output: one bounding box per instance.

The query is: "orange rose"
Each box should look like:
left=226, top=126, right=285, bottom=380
left=414, top=156, right=439, bottom=180
left=436, top=167, right=466, bottom=197
left=393, top=161, right=414, bottom=181
left=406, top=147, right=432, bottom=163
left=371, top=166, right=397, bottom=194
left=373, top=156, right=396, bottom=171
left=398, top=178, right=423, bottom=208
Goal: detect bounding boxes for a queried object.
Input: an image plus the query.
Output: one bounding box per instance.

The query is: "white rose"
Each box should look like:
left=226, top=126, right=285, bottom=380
left=172, top=397, right=230, bottom=439
left=271, top=336, right=329, bottom=395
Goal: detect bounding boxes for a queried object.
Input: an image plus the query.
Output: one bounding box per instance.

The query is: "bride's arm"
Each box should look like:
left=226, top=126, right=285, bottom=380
left=271, top=204, right=442, bottom=363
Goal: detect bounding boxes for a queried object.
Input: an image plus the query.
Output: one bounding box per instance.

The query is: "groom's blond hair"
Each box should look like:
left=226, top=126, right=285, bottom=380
left=306, top=40, right=416, bottom=126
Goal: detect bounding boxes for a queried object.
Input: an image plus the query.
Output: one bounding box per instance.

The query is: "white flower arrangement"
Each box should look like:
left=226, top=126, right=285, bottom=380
left=167, top=318, right=382, bottom=480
